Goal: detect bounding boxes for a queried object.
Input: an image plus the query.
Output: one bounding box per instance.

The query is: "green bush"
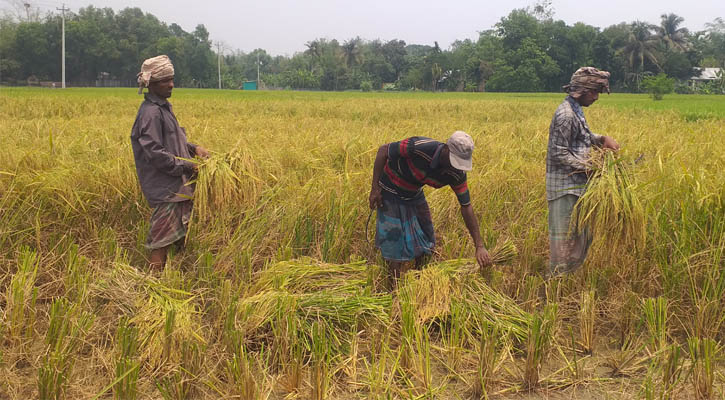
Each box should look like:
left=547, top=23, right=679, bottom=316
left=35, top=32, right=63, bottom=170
left=674, top=81, right=693, bottom=94
left=641, top=73, right=675, bottom=100
left=360, top=81, right=373, bottom=92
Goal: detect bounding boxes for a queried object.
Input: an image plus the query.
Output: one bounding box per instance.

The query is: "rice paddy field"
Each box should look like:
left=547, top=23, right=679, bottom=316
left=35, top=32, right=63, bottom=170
left=0, top=87, right=724, bottom=399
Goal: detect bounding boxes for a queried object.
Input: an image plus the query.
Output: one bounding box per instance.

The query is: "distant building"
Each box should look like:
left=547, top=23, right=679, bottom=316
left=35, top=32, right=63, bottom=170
left=690, top=67, right=722, bottom=82
left=689, top=67, right=723, bottom=91
left=242, top=81, right=257, bottom=90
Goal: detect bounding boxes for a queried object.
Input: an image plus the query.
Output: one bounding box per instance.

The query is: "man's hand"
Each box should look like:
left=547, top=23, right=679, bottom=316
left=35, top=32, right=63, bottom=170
left=369, top=186, right=383, bottom=210
left=184, top=160, right=199, bottom=173
left=476, top=246, right=492, bottom=268
left=602, top=136, right=620, bottom=151
left=195, top=145, right=211, bottom=159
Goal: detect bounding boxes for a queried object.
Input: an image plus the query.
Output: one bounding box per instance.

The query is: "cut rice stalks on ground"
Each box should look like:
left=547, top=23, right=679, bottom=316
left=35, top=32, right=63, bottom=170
left=399, top=260, right=532, bottom=343
left=90, top=262, right=205, bottom=371
left=231, top=259, right=393, bottom=361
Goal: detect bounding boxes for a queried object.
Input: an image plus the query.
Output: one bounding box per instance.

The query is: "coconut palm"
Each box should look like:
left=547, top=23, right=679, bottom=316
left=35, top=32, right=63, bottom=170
left=705, top=17, right=725, bottom=33
left=619, top=21, right=661, bottom=74
left=304, top=40, right=323, bottom=72
left=431, top=63, right=442, bottom=91
left=656, top=13, right=690, bottom=52
left=342, top=37, right=363, bottom=70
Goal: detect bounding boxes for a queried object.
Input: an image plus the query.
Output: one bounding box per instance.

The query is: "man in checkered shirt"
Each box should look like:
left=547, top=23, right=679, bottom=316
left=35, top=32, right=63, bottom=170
left=546, top=67, right=620, bottom=277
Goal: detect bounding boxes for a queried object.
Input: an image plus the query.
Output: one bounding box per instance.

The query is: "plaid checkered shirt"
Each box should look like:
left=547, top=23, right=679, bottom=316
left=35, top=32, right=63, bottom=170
left=545, top=96, right=603, bottom=201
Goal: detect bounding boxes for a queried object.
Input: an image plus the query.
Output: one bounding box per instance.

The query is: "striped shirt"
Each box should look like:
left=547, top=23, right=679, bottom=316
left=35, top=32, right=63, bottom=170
left=545, top=96, right=603, bottom=201
left=379, top=137, right=470, bottom=206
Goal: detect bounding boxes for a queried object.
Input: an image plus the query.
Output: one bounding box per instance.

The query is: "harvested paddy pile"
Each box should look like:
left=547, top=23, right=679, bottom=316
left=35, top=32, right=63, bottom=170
left=1, top=89, right=724, bottom=398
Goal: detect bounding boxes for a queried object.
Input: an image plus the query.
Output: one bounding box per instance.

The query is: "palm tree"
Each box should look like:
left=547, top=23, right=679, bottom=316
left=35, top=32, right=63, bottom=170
left=705, top=17, right=725, bottom=33
left=656, top=13, right=689, bottom=52
left=618, top=21, right=662, bottom=91
left=304, top=40, right=322, bottom=73
left=431, top=63, right=442, bottom=91
left=342, top=37, right=363, bottom=70
left=619, top=21, right=662, bottom=73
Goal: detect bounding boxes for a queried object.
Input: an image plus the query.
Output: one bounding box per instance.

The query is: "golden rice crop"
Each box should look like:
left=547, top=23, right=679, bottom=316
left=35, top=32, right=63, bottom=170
left=1, top=88, right=724, bottom=399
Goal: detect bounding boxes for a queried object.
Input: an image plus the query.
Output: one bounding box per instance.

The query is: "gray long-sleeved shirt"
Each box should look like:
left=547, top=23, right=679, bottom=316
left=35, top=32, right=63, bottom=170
left=131, top=93, right=197, bottom=207
left=545, top=96, right=604, bottom=201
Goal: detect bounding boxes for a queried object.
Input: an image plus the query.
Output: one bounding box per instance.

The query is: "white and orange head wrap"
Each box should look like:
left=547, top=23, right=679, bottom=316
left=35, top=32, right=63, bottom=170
left=137, top=55, right=174, bottom=94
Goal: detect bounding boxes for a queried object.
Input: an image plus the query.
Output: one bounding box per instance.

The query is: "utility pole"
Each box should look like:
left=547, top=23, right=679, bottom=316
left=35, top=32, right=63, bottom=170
left=216, top=42, right=222, bottom=89
left=256, top=52, right=260, bottom=89
left=57, top=4, right=69, bottom=88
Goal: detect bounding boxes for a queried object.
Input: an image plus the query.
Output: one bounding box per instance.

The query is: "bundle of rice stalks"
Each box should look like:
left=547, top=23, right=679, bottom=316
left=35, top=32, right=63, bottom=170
left=232, top=267, right=392, bottom=358
left=295, top=292, right=391, bottom=329
left=399, top=260, right=532, bottom=342
left=574, top=150, right=646, bottom=250
left=249, top=258, right=374, bottom=295
left=399, top=266, right=456, bottom=325
left=463, top=280, right=532, bottom=343
left=433, top=259, right=533, bottom=342
left=125, top=276, right=204, bottom=370
left=90, top=262, right=205, bottom=369
left=231, top=290, right=294, bottom=335
left=88, top=262, right=146, bottom=316
left=190, top=149, right=263, bottom=223
left=489, top=238, right=518, bottom=265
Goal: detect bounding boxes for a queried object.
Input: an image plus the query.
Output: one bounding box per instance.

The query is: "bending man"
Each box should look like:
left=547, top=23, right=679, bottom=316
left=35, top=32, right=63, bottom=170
left=130, top=55, right=209, bottom=270
left=546, top=67, right=619, bottom=277
left=369, top=132, right=492, bottom=285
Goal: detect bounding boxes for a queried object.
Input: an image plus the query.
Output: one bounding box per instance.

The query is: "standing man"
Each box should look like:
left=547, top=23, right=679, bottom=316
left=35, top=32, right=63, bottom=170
left=546, top=67, right=620, bottom=277
left=369, top=131, right=492, bottom=285
left=131, top=55, right=209, bottom=270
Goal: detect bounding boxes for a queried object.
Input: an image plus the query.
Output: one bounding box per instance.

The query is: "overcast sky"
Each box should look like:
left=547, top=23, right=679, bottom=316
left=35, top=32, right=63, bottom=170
left=10, top=0, right=725, bottom=56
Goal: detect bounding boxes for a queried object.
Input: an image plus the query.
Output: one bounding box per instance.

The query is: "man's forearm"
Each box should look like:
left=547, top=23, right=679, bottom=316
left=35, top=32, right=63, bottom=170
left=371, top=144, right=388, bottom=189
left=590, top=133, right=605, bottom=147
left=187, top=142, right=197, bottom=156
left=139, top=136, right=193, bottom=176
left=460, top=204, right=485, bottom=249
left=550, top=142, right=591, bottom=172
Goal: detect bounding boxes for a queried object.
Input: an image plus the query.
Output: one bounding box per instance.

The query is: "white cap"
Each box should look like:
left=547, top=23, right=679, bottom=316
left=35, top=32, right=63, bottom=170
left=446, top=131, right=474, bottom=171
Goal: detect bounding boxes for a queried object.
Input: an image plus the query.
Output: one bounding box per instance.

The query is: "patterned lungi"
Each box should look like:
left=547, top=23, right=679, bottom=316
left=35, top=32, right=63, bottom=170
left=548, top=194, right=592, bottom=277
left=375, top=192, right=435, bottom=262
left=145, top=201, right=193, bottom=250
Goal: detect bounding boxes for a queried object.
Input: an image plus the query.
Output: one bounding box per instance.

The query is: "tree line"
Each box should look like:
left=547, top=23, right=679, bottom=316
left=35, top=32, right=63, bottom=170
left=1, top=4, right=724, bottom=92
left=0, top=6, right=217, bottom=87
